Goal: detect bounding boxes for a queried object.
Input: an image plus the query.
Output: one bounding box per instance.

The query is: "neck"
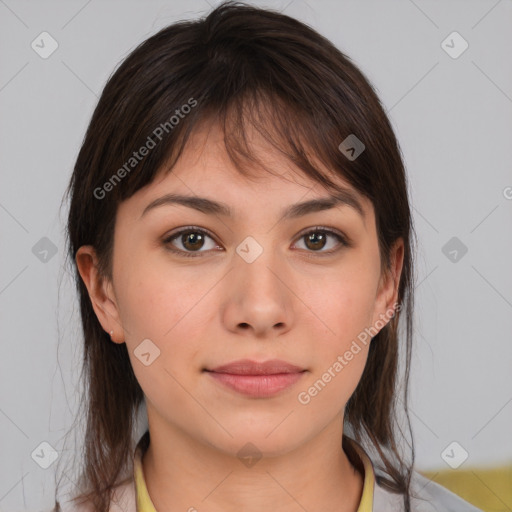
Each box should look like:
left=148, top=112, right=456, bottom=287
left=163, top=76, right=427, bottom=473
left=141, top=414, right=364, bottom=512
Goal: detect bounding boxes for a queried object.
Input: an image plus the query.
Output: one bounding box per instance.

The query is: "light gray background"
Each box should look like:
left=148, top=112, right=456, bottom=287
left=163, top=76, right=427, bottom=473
left=1, top=0, right=511, bottom=510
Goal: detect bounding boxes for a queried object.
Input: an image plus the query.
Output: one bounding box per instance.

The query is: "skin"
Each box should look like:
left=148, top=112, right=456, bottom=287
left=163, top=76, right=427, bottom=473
left=76, top=119, right=404, bottom=512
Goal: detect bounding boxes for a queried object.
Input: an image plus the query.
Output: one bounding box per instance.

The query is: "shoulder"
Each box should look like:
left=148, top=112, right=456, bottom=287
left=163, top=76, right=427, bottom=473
left=373, top=470, right=484, bottom=512
left=54, top=479, right=137, bottom=512
left=108, top=479, right=137, bottom=512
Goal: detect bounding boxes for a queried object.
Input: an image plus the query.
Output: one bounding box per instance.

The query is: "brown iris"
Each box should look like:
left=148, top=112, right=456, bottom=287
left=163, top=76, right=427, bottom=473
left=304, top=231, right=327, bottom=251
left=181, top=232, right=205, bottom=251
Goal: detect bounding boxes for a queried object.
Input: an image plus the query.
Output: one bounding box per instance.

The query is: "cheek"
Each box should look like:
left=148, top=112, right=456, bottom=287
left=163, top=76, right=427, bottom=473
left=296, top=304, right=371, bottom=415
left=114, top=249, right=202, bottom=339
left=303, top=260, right=379, bottom=344
left=114, top=254, right=214, bottom=384
left=295, top=255, right=378, bottom=402
left=115, top=262, right=206, bottom=403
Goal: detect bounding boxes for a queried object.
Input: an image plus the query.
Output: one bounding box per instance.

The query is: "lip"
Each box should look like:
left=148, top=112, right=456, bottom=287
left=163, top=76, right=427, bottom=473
left=204, top=359, right=306, bottom=398
left=207, top=359, right=305, bottom=375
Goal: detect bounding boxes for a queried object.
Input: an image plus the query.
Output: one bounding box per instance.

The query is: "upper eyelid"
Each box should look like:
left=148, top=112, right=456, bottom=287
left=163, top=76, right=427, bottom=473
left=163, top=226, right=219, bottom=245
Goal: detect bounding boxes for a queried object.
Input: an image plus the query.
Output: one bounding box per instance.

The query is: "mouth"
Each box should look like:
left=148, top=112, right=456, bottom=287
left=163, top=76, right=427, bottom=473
left=204, top=359, right=307, bottom=397
left=205, top=358, right=306, bottom=375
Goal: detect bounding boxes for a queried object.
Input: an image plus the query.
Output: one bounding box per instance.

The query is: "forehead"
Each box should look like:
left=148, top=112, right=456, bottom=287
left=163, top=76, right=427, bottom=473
left=162, top=119, right=362, bottom=193
left=121, top=118, right=373, bottom=227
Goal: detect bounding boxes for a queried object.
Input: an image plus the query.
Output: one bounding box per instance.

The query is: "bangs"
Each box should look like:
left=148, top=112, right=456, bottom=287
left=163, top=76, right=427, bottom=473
left=155, top=87, right=357, bottom=197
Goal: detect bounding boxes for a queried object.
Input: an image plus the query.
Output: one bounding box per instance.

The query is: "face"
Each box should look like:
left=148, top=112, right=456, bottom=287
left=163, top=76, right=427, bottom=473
left=77, top=120, right=403, bottom=458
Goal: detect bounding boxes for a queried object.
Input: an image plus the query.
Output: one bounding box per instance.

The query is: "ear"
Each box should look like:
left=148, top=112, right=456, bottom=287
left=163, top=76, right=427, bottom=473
left=75, top=245, right=124, bottom=344
left=371, top=238, right=405, bottom=331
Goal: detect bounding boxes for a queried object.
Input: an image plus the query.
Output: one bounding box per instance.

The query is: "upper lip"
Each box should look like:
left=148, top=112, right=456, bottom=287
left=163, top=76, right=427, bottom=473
left=206, top=359, right=305, bottom=375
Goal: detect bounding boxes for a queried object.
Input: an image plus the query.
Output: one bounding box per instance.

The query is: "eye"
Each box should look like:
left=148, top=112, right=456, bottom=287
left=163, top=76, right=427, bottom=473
left=163, top=227, right=221, bottom=257
left=293, top=227, right=350, bottom=254
left=162, top=226, right=350, bottom=258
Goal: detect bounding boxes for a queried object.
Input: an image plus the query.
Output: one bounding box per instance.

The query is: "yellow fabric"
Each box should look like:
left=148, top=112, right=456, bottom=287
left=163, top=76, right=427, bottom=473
left=133, top=435, right=375, bottom=512
left=419, top=466, right=512, bottom=512
left=133, top=440, right=157, bottom=512
left=350, top=439, right=376, bottom=512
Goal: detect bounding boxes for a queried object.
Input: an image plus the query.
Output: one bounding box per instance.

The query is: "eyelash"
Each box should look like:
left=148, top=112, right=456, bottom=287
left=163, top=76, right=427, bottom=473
left=162, top=225, right=351, bottom=258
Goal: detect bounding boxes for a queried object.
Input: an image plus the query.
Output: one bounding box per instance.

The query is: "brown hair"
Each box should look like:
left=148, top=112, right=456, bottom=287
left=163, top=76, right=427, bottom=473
left=56, top=2, right=417, bottom=510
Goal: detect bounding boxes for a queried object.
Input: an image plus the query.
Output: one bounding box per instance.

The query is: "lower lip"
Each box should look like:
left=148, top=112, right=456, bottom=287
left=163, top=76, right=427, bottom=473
left=206, top=371, right=305, bottom=397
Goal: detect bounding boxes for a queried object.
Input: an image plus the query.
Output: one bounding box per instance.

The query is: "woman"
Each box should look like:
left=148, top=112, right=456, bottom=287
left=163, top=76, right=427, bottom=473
left=55, top=2, right=482, bottom=511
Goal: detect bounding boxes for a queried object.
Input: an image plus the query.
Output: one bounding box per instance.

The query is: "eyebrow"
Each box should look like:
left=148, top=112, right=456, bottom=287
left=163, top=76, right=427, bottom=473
left=140, top=189, right=365, bottom=221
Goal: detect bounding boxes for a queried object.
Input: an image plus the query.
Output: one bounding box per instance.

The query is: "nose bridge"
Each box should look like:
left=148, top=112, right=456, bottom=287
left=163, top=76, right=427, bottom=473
left=235, top=233, right=283, bottom=295
left=224, top=233, right=292, bottom=333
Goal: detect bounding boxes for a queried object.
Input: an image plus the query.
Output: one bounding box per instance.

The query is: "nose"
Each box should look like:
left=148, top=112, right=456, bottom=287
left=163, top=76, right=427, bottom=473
left=220, top=244, right=294, bottom=338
